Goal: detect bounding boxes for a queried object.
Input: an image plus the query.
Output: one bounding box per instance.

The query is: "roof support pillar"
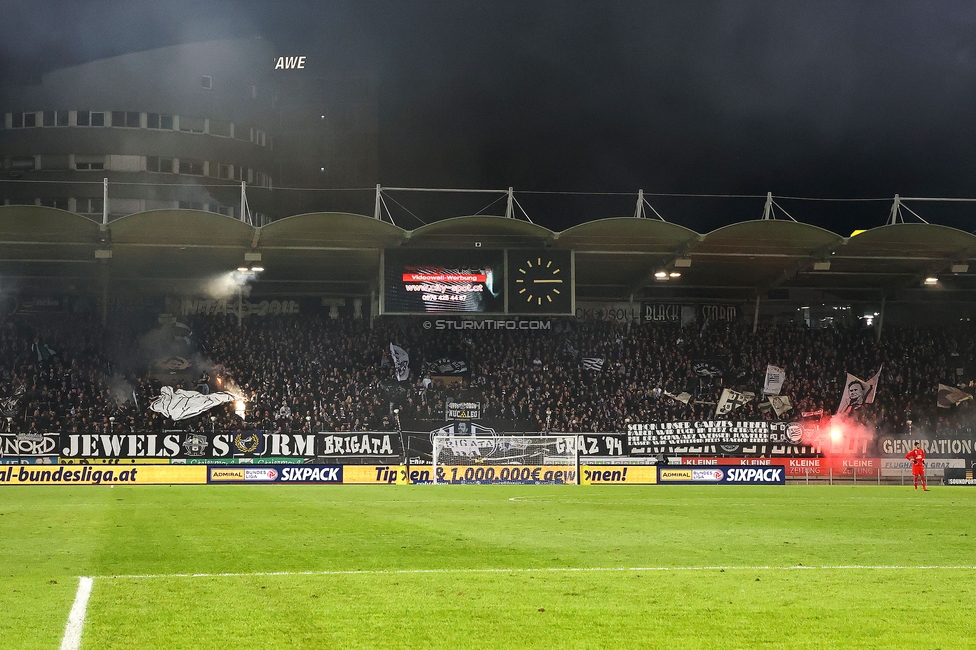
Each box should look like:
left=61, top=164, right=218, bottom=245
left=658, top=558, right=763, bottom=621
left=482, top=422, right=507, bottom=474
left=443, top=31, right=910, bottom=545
left=504, top=187, right=515, bottom=219
left=876, top=295, right=886, bottom=342
left=752, top=294, right=761, bottom=334
left=374, top=184, right=382, bottom=220
left=635, top=189, right=645, bottom=218
left=761, top=192, right=773, bottom=220
left=102, top=178, right=109, bottom=226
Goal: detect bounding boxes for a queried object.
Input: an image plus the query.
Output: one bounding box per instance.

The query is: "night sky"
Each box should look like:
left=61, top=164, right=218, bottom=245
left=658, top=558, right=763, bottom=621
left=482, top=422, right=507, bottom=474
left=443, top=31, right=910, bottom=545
left=3, top=1, right=976, bottom=232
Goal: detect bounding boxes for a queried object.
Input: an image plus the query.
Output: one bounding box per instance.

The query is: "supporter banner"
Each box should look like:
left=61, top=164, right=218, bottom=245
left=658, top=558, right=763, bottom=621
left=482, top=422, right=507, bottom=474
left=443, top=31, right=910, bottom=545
left=178, top=298, right=301, bottom=317
left=658, top=465, right=785, bottom=484
left=877, top=436, right=976, bottom=459
left=579, top=434, right=628, bottom=457
left=59, top=432, right=319, bottom=459
left=581, top=466, right=657, bottom=485
left=836, top=367, right=881, bottom=415
left=642, top=303, right=738, bottom=324
left=317, top=432, right=401, bottom=458
left=0, top=465, right=206, bottom=485
left=628, top=421, right=802, bottom=452
left=575, top=302, right=642, bottom=322
left=0, top=432, right=59, bottom=458
left=149, top=387, right=237, bottom=420
left=445, top=400, right=481, bottom=420
left=937, top=384, right=973, bottom=409
left=390, top=344, right=410, bottom=381
left=434, top=465, right=576, bottom=485
left=208, top=465, right=343, bottom=484
left=763, top=365, right=786, bottom=395
left=423, top=357, right=469, bottom=375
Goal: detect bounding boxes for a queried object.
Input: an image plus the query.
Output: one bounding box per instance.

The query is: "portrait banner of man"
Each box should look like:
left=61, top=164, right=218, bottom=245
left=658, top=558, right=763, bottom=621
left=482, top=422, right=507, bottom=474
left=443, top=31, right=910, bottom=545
left=835, top=367, right=882, bottom=415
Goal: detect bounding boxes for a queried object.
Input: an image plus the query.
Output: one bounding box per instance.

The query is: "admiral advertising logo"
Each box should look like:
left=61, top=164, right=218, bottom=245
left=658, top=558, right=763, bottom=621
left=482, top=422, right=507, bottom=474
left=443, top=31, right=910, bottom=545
left=659, top=469, right=693, bottom=482
left=209, top=468, right=279, bottom=482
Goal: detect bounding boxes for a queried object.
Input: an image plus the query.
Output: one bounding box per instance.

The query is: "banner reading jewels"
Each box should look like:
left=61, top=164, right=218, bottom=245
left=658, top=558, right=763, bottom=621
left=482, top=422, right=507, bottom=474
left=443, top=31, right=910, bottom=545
left=627, top=421, right=817, bottom=456
left=58, top=432, right=320, bottom=459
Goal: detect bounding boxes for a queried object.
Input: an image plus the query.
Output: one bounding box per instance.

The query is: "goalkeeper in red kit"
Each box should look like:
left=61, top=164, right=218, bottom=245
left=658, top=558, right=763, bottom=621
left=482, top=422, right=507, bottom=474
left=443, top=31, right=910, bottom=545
left=905, top=442, right=928, bottom=491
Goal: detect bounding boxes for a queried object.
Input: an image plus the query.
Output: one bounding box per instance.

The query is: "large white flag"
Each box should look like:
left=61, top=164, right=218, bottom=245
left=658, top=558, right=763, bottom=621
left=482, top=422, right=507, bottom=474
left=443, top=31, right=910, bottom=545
left=149, top=386, right=237, bottom=421
left=768, top=395, right=793, bottom=416
left=836, top=367, right=882, bottom=415
left=716, top=388, right=751, bottom=416
left=390, top=343, right=410, bottom=381
left=763, top=365, right=786, bottom=395
left=938, top=384, right=973, bottom=409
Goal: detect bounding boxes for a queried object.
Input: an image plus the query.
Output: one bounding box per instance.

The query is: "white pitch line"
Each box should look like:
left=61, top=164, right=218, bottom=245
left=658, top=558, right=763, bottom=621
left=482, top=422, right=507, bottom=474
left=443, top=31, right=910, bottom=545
left=93, top=565, right=976, bottom=580
left=60, top=576, right=93, bottom=650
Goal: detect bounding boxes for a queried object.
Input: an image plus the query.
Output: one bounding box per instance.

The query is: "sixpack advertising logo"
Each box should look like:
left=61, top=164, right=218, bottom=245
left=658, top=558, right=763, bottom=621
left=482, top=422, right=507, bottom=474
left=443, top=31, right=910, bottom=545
left=207, top=465, right=342, bottom=484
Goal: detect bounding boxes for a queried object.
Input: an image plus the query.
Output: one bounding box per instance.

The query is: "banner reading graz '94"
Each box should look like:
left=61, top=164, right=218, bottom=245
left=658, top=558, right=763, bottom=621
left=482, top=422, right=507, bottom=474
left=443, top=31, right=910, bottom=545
left=59, top=432, right=319, bottom=459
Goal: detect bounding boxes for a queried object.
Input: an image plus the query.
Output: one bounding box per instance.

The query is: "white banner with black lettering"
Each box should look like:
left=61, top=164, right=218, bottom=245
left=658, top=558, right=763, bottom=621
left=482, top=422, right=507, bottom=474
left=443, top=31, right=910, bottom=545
left=763, top=365, right=786, bottom=395
left=836, top=367, right=881, bottom=415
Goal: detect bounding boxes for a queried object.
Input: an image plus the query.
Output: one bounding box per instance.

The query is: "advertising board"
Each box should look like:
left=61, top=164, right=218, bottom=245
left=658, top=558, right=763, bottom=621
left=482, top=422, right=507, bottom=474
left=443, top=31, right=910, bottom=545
left=580, top=466, right=657, bottom=485
left=207, top=465, right=343, bottom=484
left=658, top=465, right=785, bottom=484
left=0, top=465, right=206, bottom=485
left=383, top=248, right=505, bottom=315
left=434, top=465, right=576, bottom=485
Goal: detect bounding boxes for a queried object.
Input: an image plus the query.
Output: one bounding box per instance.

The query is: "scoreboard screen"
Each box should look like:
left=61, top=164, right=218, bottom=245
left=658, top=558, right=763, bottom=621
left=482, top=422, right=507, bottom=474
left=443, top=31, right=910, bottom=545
left=382, top=249, right=505, bottom=314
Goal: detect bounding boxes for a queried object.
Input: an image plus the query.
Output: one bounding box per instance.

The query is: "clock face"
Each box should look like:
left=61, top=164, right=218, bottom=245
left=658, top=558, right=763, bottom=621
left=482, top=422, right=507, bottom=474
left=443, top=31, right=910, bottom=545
left=508, top=250, right=573, bottom=314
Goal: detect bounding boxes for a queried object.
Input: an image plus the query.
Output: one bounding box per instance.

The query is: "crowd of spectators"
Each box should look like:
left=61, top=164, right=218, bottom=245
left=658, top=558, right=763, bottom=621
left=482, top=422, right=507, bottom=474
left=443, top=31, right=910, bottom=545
left=1, top=309, right=974, bottom=438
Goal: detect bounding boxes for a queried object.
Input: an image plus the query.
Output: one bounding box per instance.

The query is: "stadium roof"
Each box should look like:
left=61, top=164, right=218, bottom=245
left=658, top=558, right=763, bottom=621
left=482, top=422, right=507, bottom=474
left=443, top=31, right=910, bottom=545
left=1, top=205, right=974, bottom=303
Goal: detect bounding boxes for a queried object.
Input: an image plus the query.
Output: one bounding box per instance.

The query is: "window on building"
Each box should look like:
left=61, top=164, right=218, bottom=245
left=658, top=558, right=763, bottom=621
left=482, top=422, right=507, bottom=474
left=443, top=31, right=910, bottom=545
left=201, top=75, right=213, bottom=90
left=40, top=198, right=70, bottom=210
left=146, top=113, right=159, bottom=129
left=43, top=111, right=56, bottom=127
left=146, top=156, right=175, bottom=173
left=23, top=112, right=37, bottom=128
left=234, top=124, right=252, bottom=142
left=111, top=111, right=125, bottom=126
left=255, top=130, right=266, bottom=146
left=90, top=112, right=105, bottom=127
left=57, top=111, right=68, bottom=126
left=12, top=112, right=23, bottom=128
left=76, top=198, right=104, bottom=214
left=178, top=159, right=204, bottom=176
left=75, top=155, right=105, bottom=171
left=178, top=201, right=205, bottom=211
left=76, top=111, right=90, bottom=127
left=179, top=115, right=205, bottom=133
left=160, top=114, right=174, bottom=130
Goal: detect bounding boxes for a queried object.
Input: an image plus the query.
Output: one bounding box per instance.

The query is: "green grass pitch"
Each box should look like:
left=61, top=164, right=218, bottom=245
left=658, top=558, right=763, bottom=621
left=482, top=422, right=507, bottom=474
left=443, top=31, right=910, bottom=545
left=1, top=485, right=974, bottom=649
